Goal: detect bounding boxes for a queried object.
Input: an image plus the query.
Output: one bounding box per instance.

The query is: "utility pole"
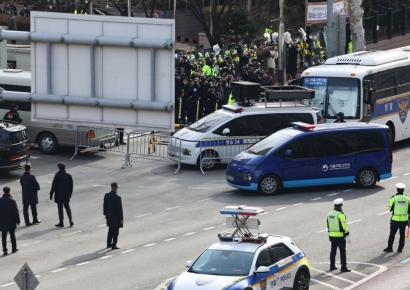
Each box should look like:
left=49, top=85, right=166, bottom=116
left=278, top=0, right=285, bottom=85
left=247, top=0, right=251, bottom=12
left=326, top=0, right=333, bottom=58
left=210, top=0, right=213, bottom=37
left=174, top=0, right=177, bottom=19
left=127, top=0, right=131, bottom=16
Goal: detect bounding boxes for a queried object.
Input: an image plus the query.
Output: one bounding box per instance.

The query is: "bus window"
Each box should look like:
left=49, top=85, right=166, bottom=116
left=396, top=67, right=410, bottom=94
left=374, top=70, right=395, bottom=99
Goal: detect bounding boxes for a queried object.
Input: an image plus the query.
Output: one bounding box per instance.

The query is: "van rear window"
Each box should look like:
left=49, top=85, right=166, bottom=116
left=10, top=130, right=28, bottom=144
left=354, top=130, right=384, bottom=153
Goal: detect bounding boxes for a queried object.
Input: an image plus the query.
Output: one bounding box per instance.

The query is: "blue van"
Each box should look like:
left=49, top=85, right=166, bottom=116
left=226, top=122, right=393, bottom=195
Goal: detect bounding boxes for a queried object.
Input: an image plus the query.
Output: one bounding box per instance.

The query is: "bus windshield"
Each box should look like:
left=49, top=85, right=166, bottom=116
left=302, top=77, right=360, bottom=120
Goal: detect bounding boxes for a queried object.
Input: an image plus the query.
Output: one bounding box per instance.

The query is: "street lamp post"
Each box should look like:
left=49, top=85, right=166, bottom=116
left=277, top=0, right=285, bottom=85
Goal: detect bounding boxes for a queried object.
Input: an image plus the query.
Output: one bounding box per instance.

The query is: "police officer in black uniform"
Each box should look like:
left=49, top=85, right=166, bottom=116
left=3, top=103, right=22, bottom=124
left=334, top=112, right=345, bottom=123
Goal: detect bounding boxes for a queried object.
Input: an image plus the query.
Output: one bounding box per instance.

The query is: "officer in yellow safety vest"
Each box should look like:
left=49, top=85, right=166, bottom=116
left=227, top=93, right=235, bottom=105
left=384, top=183, right=410, bottom=253
left=327, top=198, right=351, bottom=272
left=202, top=58, right=216, bottom=77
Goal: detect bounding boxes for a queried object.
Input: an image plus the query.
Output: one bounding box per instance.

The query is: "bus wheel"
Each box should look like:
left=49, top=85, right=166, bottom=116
left=39, top=133, right=59, bottom=155
left=387, top=122, right=395, bottom=143
left=355, top=167, right=377, bottom=189
left=258, top=174, right=281, bottom=196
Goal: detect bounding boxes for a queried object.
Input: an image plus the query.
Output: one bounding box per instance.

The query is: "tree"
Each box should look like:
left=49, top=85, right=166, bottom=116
left=349, top=0, right=365, bottom=51
left=221, top=6, right=259, bottom=41
left=182, top=0, right=234, bottom=46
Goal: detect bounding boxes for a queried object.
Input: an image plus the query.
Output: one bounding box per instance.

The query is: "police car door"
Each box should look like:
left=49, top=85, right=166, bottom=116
left=267, top=243, right=298, bottom=289
left=250, top=248, right=279, bottom=290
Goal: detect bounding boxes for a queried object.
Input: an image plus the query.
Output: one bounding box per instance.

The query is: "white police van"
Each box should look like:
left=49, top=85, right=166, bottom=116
left=168, top=103, right=320, bottom=170
left=167, top=205, right=310, bottom=290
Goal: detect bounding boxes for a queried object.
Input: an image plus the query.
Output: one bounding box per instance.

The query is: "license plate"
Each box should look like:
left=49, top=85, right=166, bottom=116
left=227, top=175, right=235, bottom=182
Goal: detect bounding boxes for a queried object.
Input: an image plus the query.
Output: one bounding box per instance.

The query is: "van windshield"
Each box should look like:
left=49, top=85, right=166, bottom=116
left=247, top=132, right=293, bottom=156
left=188, top=111, right=231, bottom=133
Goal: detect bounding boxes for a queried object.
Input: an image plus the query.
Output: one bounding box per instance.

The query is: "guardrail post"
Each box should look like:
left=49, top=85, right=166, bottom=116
left=387, top=8, right=393, bottom=39
left=121, top=131, right=131, bottom=169
left=70, top=126, right=80, bottom=160
left=401, top=4, right=407, bottom=36
left=373, top=11, right=379, bottom=43
left=199, top=138, right=205, bottom=175
left=174, top=137, right=182, bottom=174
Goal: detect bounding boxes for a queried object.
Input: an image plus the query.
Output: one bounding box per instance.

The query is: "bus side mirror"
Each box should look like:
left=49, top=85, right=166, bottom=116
left=364, top=88, right=373, bottom=105
left=222, top=128, right=230, bottom=135
left=285, top=150, right=293, bottom=157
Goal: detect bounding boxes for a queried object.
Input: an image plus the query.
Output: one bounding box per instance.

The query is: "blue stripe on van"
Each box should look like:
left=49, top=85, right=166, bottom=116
left=380, top=173, right=393, bottom=180
left=226, top=181, right=258, bottom=191
left=283, top=176, right=354, bottom=188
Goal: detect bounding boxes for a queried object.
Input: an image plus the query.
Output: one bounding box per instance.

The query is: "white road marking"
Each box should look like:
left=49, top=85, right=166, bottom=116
left=351, top=269, right=368, bottom=277
left=143, top=243, right=157, bottom=247
left=138, top=186, right=164, bottom=189
left=35, top=275, right=41, bottom=278
left=400, top=257, right=410, bottom=264
left=311, top=197, right=322, bottom=201
left=0, top=283, right=16, bottom=287
left=259, top=212, right=268, bottom=215
left=317, top=229, right=328, bottom=233
left=189, top=187, right=213, bottom=190
left=165, top=206, right=181, bottom=211
left=121, top=249, right=136, bottom=253
left=387, top=176, right=398, bottom=179
left=136, top=213, right=153, bottom=218
left=404, top=173, right=410, bottom=176
left=293, top=202, right=304, bottom=206
left=184, top=232, right=196, bottom=236
left=310, top=278, right=341, bottom=290
left=275, top=207, right=286, bottom=211
left=93, top=185, right=110, bottom=187
left=343, top=189, right=353, bottom=192
left=377, top=211, right=390, bottom=216
left=197, top=198, right=211, bottom=202
left=30, top=155, right=41, bottom=159
left=347, top=219, right=362, bottom=225
left=310, top=267, right=355, bottom=283
left=76, top=261, right=91, bottom=266
left=97, top=224, right=106, bottom=228
left=51, top=268, right=66, bottom=273
left=21, top=240, right=41, bottom=247
left=164, top=238, right=176, bottom=242
left=99, top=255, right=112, bottom=260
left=62, top=231, right=82, bottom=237
left=343, top=262, right=387, bottom=290
left=327, top=193, right=339, bottom=196
left=202, top=227, right=215, bottom=231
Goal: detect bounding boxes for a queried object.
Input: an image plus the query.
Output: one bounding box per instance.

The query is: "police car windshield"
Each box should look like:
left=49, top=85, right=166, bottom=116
left=188, top=111, right=231, bottom=133
left=188, top=249, right=254, bottom=276
left=247, top=132, right=293, bottom=156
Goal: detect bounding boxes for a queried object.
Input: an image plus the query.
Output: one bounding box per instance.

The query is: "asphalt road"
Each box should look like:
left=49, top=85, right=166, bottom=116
left=1, top=139, right=410, bottom=290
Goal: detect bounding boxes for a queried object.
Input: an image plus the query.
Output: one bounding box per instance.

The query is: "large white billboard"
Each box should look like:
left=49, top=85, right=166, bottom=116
left=30, top=12, right=175, bottom=131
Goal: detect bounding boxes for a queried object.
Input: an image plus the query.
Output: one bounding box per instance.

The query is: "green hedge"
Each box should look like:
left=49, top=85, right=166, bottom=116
left=0, top=14, right=30, bottom=31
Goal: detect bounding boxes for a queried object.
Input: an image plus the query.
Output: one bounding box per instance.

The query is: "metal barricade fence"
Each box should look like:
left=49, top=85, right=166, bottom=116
left=199, top=136, right=265, bottom=174
left=70, top=126, right=183, bottom=172
left=126, top=131, right=182, bottom=174
left=70, top=125, right=130, bottom=168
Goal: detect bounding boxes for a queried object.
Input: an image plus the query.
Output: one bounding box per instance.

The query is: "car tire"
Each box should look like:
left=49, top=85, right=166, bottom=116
left=258, top=174, right=280, bottom=196
left=199, top=150, right=219, bottom=171
left=38, top=132, right=59, bottom=155
left=293, top=270, right=310, bottom=290
left=355, top=167, right=377, bottom=189
left=387, top=122, right=395, bottom=143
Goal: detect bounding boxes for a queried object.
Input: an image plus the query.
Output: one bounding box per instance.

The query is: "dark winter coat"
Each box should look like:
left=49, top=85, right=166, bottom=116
left=20, top=172, right=40, bottom=205
left=50, top=170, right=73, bottom=203
left=103, top=191, right=123, bottom=228
left=0, top=194, right=20, bottom=231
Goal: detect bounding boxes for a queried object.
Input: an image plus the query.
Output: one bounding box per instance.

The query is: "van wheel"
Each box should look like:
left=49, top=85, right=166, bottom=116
left=258, top=174, right=280, bottom=196
left=356, top=167, right=377, bottom=189
left=38, top=133, right=59, bottom=155
left=293, top=270, right=310, bottom=290
left=200, top=150, right=219, bottom=171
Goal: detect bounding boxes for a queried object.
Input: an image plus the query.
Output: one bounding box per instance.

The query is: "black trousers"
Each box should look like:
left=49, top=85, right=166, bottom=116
left=388, top=225, right=406, bottom=250
left=107, top=227, right=119, bottom=246
left=23, top=203, right=38, bottom=224
left=2, top=230, right=17, bottom=252
left=330, top=237, right=347, bottom=268
left=57, top=202, right=72, bottom=223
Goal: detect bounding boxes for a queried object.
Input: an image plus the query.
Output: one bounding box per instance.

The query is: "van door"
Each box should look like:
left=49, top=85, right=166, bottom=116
left=274, top=136, right=316, bottom=187
left=311, top=132, right=356, bottom=185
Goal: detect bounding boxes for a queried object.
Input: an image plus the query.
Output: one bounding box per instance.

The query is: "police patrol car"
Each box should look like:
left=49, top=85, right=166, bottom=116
left=167, top=206, right=310, bottom=290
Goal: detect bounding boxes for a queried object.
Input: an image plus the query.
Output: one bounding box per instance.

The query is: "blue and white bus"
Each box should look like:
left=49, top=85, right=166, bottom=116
left=301, top=47, right=410, bottom=142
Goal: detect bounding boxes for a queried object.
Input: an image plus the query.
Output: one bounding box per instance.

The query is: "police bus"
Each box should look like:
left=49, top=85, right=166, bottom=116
left=0, top=69, right=116, bottom=154
left=301, top=46, right=410, bottom=142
